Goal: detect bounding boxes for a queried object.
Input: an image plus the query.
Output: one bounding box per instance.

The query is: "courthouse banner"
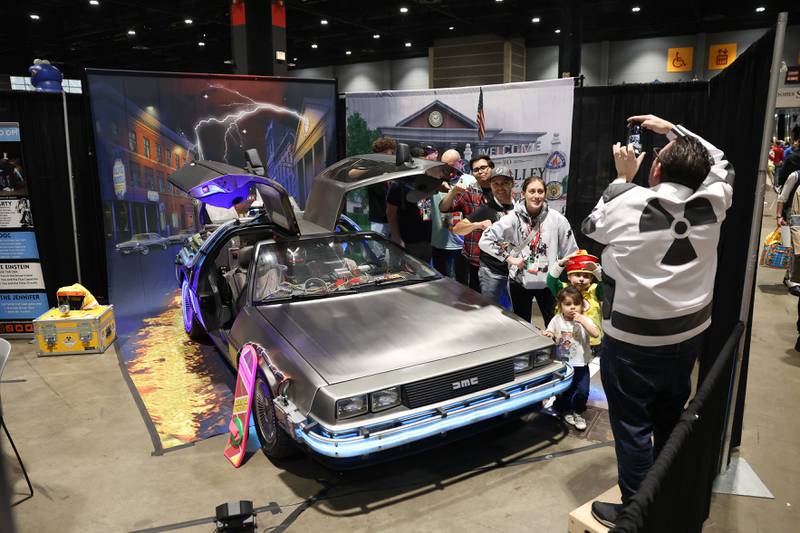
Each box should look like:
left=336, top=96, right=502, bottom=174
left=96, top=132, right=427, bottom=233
left=345, top=78, right=575, bottom=214
left=0, top=122, right=47, bottom=336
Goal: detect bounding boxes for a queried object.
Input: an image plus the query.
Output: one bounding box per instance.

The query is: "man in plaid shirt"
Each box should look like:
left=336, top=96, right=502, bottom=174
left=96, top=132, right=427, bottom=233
left=438, top=154, right=495, bottom=291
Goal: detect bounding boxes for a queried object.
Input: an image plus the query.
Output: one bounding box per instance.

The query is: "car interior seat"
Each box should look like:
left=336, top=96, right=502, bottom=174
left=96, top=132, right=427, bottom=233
left=223, top=245, right=254, bottom=311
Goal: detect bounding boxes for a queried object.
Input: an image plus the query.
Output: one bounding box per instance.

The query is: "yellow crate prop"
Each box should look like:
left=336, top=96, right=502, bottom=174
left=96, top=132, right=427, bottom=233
left=33, top=305, right=116, bottom=356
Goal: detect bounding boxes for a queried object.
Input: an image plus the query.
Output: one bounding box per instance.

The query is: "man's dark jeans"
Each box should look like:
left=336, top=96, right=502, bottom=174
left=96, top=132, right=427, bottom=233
left=599, top=332, right=704, bottom=503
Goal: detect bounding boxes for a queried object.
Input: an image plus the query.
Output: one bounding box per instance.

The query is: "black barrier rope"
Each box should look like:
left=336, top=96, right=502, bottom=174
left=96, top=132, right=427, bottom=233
left=610, top=322, right=744, bottom=533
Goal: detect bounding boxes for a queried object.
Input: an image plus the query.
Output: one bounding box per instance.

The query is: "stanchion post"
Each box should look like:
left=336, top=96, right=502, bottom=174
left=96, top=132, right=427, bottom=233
left=719, top=11, right=788, bottom=474
left=61, top=90, right=82, bottom=284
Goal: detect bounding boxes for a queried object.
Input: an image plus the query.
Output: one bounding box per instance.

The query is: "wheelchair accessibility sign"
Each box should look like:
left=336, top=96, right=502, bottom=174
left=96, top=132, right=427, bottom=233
left=667, top=47, right=693, bottom=73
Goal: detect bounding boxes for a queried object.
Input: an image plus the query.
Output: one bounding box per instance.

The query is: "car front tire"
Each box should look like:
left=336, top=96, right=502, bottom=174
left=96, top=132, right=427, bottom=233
left=140, top=247, right=149, bottom=255
left=253, top=373, right=296, bottom=460
left=181, top=279, right=206, bottom=341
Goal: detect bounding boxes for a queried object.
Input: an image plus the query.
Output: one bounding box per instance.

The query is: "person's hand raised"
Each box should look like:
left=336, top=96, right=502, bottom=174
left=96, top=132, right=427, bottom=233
left=627, top=114, right=676, bottom=135
left=613, top=142, right=645, bottom=183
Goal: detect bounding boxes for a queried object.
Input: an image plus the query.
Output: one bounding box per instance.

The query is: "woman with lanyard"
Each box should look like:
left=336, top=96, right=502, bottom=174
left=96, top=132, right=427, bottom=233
left=479, top=175, right=578, bottom=327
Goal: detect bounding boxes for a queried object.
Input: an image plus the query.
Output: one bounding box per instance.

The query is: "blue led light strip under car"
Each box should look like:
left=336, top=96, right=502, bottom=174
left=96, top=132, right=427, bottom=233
left=294, top=365, right=574, bottom=458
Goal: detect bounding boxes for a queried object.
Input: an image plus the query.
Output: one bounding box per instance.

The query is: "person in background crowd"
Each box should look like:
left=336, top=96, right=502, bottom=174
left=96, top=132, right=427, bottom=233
left=543, top=286, right=600, bottom=431
left=783, top=138, right=799, bottom=162
left=439, top=154, right=495, bottom=291
left=367, top=137, right=396, bottom=237
left=480, top=175, right=577, bottom=327
left=429, top=149, right=469, bottom=283
left=453, top=166, right=514, bottom=304
left=776, top=168, right=800, bottom=297
left=422, top=145, right=439, bottom=161
left=581, top=114, right=732, bottom=527
left=387, top=179, right=433, bottom=263
left=769, top=138, right=784, bottom=188
left=779, top=140, right=800, bottom=193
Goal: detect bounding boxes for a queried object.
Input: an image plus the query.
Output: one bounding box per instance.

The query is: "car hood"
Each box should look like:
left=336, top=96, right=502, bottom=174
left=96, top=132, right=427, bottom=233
left=257, top=278, right=541, bottom=384
left=116, top=241, right=143, bottom=247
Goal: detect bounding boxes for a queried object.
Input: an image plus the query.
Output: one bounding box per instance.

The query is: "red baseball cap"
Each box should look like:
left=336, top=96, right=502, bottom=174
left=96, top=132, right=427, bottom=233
left=566, top=250, right=599, bottom=276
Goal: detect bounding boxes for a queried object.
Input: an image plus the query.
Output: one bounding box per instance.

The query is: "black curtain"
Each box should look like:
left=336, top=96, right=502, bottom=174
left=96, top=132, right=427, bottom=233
left=0, top=91, right=107, bottom=305
left=700, top=28, right=775, bottom=450
left=565, top=82, right=709, bottom=255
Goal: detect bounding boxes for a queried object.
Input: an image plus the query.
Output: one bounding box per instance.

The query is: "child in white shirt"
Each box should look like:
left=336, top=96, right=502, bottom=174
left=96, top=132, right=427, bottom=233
left=544, top=286, right=600, bottom=430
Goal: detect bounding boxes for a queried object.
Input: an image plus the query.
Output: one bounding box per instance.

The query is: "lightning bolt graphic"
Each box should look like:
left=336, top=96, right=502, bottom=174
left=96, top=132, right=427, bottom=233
left=193, top=85, right=310, bottom=162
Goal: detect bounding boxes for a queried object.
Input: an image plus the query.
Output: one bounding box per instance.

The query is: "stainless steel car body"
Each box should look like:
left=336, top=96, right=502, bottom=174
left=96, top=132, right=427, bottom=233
left=170, top=153, right=572, bottom=461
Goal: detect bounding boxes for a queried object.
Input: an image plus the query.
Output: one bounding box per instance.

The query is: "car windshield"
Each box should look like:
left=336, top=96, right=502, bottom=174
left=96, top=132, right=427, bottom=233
left=132, top=234, right=152, bottom=240
left=251, top=234, right=438, bottom=303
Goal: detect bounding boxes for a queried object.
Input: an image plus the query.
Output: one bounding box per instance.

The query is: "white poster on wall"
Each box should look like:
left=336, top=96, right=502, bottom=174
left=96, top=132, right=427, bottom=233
left=345, top=78, right=575, bottom=213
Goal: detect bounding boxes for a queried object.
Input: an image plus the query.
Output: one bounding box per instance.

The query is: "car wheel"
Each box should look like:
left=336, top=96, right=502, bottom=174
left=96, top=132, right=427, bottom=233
left=253, top=373, right=296, bottom=459
left=141, top=247, right=149, bottom=255
left=181, top=279, right=206, bottom=341
left=161, top=243, right=168, bottom=250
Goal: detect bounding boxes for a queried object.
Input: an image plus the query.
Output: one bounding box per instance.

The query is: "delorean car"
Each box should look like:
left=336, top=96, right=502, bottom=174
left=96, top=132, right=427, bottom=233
left=170, top=147, right=573, bottom=463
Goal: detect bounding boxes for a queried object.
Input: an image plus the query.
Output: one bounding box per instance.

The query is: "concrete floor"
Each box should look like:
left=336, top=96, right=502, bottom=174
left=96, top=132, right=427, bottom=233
left=2, top=206, right=799, bottom=532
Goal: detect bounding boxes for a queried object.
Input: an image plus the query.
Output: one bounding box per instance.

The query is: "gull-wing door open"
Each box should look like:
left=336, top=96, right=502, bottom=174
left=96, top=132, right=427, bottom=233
left=302, top=151, right=457, bottom=234
left=168, top=160, right=300, bottom=235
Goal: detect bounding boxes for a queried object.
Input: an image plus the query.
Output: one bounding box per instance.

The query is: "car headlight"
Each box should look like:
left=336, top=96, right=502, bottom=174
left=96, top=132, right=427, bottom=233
left=336, top=395, right=368, bottom=419
left=370, top=386, right=400, bottom=412
left=513, top=354, right=533, bottom=373
left=531, top=349, right=552, bottom=367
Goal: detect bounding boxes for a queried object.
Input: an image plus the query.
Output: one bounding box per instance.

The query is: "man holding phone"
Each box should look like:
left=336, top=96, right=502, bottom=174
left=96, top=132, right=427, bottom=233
left=582, top=114, right=733, bottom=527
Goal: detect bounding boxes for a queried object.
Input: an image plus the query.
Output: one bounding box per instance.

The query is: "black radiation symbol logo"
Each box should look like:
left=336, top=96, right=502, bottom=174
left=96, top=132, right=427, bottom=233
left=638, top=198, right=717, bottom=266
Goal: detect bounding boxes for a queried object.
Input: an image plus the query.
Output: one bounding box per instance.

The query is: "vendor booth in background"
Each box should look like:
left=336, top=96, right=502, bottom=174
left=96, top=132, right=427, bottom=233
left=33, top=283, right=115, bottom=356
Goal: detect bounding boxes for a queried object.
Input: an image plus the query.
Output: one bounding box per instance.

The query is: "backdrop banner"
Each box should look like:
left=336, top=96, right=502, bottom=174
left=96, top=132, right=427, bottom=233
left=345, top=78, right=574, bottom=213
left=0, top=121, right=48, bottom=337
left=84, top=70, right=337, bottom=452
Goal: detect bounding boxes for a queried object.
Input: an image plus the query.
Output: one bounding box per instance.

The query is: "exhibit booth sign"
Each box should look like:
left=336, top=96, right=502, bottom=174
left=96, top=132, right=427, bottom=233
left=345, top=78, right=575, bottom=214
left=0, top=121, right=49, bottom=337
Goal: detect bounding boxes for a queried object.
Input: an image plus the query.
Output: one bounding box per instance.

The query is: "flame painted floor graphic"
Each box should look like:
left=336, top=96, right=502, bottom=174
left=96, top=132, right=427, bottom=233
left=120, top=290, right=235, bottom=451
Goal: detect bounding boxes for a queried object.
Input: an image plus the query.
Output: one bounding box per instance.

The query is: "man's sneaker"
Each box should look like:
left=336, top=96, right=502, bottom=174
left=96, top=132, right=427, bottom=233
left=573, top=412, right=587, bottom=430
left=563, top=412, right=576, bottom=426
left=591, top=501, right=624, bottom=528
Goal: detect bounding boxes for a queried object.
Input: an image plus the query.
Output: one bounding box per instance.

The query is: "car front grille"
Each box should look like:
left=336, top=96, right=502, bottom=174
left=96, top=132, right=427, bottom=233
left=401, top=358, right=515, bottom=409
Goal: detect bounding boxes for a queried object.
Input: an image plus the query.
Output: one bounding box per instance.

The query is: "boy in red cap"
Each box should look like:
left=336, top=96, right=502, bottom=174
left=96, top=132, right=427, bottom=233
left=547, top=250, right=603, bottom=346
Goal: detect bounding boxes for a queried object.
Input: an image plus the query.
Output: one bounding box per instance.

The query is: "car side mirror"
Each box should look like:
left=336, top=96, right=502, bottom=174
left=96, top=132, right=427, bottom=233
left=395, top=143, right=412, bottom=166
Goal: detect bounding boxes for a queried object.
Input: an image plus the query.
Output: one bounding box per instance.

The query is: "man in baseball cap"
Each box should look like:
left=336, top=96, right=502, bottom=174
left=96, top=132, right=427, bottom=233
left=451, top=165, right=515, bottom=305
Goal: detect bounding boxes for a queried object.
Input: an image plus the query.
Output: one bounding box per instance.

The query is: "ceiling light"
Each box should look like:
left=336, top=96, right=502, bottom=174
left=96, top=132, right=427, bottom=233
left=29, top=14, right=40, bottom=20
left=224, top=59, right=233, bottom=64
left=89, top=0, right=100, bottom=5
left=405, top=42, right=412, bottom=47
left=532, top=17, right=540, bottom=23
left=755, top=6, right=766, bottom=12
left=184, top=18, right=193, bottom=25
left=373, top=33, right=380, bottom=39
left=127, top=29, right=136, bottom=35
left=495, top=0, right=503, bottom=2
left=400, top=7, right=408, bottom=13
left=293, top=57, right=298, bottom=61
left=288, top=62, right=296, bottom=67
left=554, top=29, right=561, bottom=34
left=448, top=26, right=454, bottom=30
left=311, top=43, right=318, bottom=49
left=631, top=6, right=641, bottom=12
left=321, top=19, right=328, bottom=25
left=198, top=41, right=205, bottom=47
left=345, top=50, right=352, bottom=55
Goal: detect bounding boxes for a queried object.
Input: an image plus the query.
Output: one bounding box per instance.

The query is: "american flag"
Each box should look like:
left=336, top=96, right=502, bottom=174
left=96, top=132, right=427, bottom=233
left=476, top=87, right=486, bottom=140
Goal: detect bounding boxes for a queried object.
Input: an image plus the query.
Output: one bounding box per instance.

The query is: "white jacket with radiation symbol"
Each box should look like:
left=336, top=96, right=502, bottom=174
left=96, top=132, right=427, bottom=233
left=581, top=125, right=734, bottom=347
